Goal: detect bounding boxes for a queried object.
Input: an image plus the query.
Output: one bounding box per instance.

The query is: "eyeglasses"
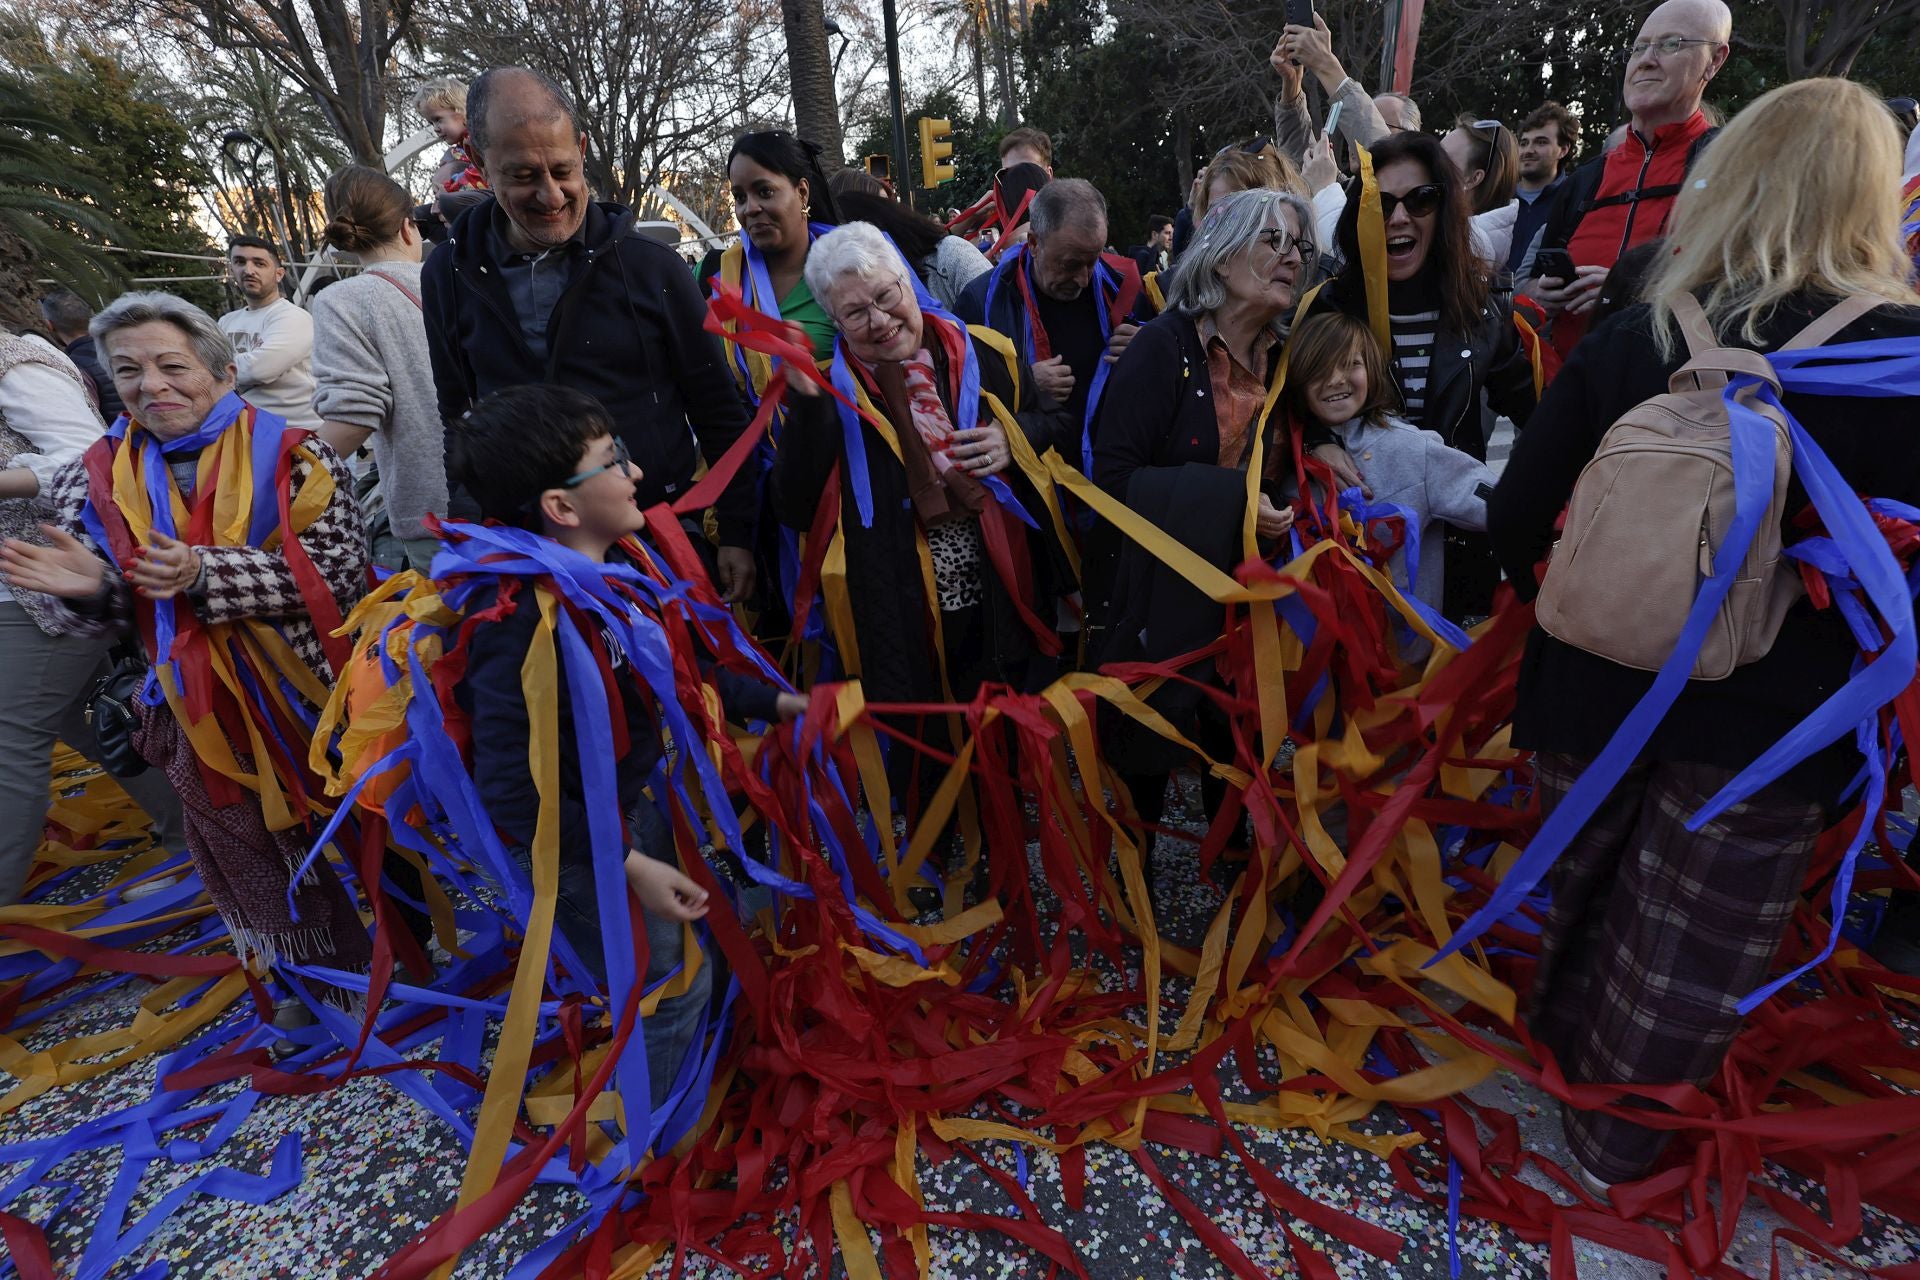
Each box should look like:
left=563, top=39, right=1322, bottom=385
left=562, top=437, right=632, bottom=487
left=837, top=280, right=906, bottom=334
left=1472, top=119, right=1504, bottom=138
left=1379, top=183, right=1445, bottom=219
left=1252, top=226, right=1315, bottom=263
left=1626, top=36, right=1719, bottom=60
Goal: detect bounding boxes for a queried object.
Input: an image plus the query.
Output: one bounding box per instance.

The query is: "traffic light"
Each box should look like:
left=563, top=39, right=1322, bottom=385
left=917, top=116, right=955, bottom=188
left=864, top=154, right=891, bottom=182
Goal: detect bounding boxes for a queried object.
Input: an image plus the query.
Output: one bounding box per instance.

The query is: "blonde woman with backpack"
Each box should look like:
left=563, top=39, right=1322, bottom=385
left=1486, top=77, right=1920, bottom=1193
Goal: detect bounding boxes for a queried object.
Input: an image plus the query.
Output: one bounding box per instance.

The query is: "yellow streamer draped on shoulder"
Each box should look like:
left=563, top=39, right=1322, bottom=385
left=1355, top=146, right=1393, bottom=360
left=1142, top=271, right=1166, bottom=313
left=717, top=245, right=776, bottom=400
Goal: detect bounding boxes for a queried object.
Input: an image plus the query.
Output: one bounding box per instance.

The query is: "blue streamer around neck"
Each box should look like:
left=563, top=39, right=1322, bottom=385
left=80, top=392, right=290, bottom=709
left=1432, top=336, right=1920, bottom=983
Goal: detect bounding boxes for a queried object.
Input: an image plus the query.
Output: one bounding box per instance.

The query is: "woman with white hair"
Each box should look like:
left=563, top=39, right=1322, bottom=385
left=770, top=220, right=1072, bottom=709
left=0, top=291, right=374, bottom=1019
left=1091, top=187, right=1318, bottom=863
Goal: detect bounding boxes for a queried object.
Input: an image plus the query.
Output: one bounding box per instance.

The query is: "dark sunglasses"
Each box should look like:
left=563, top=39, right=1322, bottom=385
left=1379, top=183, right=1445, bottom=219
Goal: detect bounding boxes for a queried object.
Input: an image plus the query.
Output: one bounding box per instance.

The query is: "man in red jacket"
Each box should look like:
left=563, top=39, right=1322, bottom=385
left=1524, top=0, right=1731, bottom=355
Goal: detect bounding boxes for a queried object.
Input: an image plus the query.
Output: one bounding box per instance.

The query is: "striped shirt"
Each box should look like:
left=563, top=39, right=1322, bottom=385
left=1390, top=308, right=1441, bottom=426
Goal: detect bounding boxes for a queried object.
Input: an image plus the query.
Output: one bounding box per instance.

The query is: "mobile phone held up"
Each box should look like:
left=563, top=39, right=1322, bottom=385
left=1285, top=0, right=1314, bottom=29
left=1534, top=247, right=1577, bottom=283
left=1323, top=99, right=1345, bottom=140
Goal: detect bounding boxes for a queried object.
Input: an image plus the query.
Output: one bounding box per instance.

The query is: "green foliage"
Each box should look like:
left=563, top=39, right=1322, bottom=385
left=1021, top=0, right=1196, bottom=244
left=0, top=25, right=220, bottom=309
left=0, top=65, right=126, bottom=301
left=28, top=44, right=220, bottom=309
left=848, top=85, right=1002, bottom=218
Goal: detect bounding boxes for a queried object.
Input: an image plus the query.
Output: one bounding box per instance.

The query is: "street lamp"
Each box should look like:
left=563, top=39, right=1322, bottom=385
left=824, top=17, right=850, bottom=78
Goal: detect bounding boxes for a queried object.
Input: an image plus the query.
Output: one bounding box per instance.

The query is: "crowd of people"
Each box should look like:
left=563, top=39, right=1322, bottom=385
left=4, top=0, right=1920, bottom=1213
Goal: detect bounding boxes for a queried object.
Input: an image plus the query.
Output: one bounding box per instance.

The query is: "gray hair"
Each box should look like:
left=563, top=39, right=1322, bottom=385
left=39, top=288, right=92, bottom=337
left=1029, top=178, right=1107, bottom=240
left=1376, top=92, right=1422, bottom=133
left=89, top=291, right=234, bottom=374
left=468, top=67, right=577, bottom=157
left=1162, top=187, right=1315, bottom=318
left=803, top=221, right=912, bottom=320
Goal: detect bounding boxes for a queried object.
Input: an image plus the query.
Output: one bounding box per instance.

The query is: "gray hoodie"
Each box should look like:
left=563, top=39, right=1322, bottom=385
left=1326, top=413, right=1494, bottom=612
left=310, top=262, right=448, bottom=540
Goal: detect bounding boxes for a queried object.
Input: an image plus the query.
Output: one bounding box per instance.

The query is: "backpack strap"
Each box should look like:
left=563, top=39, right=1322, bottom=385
left=1668, top=292, right=1776, bottom=393
left=1779, top=295, right=1882, bottom=351
left=1669, top=290, right=1717, bottom=356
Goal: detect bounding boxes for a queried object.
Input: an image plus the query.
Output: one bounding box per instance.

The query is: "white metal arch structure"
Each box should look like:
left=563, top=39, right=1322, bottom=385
left=646, top=183, right=723, bottom=248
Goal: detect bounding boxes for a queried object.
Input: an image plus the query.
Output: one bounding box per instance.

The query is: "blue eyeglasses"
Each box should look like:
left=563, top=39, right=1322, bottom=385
left=562, top=437, right=632, bottom=487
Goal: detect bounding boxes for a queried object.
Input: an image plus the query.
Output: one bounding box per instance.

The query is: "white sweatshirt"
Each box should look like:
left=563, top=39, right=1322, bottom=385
left=218, top=297, right=321, bottom=430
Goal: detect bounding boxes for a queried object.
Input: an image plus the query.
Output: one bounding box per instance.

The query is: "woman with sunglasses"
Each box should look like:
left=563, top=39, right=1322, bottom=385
left=1314, top=131, right=1536, bottom=619
left=1442, top=116, right=1523, bottom=267
left=1089, top=189, right=1318, bottom=884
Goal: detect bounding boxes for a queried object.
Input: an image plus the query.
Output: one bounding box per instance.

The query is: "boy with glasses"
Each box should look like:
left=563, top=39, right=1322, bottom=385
left=445, top=384, right=802, bottom=1104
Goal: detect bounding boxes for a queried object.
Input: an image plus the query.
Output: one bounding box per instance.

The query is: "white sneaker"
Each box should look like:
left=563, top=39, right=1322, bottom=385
left=1575, top=1161, right=1613, bottom=1199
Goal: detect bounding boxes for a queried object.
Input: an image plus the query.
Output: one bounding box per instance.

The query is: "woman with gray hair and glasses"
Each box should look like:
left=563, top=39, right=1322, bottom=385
left=1089, top=187, right=1319, bottom=881
left=770, top=221, right=1074, bottom=885
left=0, top=291, right=376, bottom=1034
left=770, top=220, right=1073, bottom=711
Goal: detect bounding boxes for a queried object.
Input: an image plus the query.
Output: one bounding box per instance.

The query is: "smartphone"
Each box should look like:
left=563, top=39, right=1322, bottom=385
left=1285, top=0, right=1314, bottom=27
left=1534, top=247, right=1577, bottom=283
left=1323, top=99, right=1344, bottom=139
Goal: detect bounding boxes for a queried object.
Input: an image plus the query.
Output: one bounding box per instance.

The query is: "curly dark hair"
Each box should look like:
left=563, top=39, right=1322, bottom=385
left=449, top=385, right=618, bottom=529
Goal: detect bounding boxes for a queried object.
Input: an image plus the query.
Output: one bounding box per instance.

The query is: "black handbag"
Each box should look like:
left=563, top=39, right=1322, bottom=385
left=85, top=650, right=151, bottom=778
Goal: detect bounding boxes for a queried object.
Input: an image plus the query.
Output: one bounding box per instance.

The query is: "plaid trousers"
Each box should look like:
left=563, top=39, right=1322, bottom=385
left=1527, top=752, right=1823, bottom=1183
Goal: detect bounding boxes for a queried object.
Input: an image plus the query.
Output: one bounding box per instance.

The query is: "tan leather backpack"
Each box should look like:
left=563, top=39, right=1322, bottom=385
left=1535, top=292, right=1878, bottom=680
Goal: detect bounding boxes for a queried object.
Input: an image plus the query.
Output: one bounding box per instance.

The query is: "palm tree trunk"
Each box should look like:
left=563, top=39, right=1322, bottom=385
left=992, top=0, right=1018, bottom=126
left=781, top=0, right=846, bottom=167
left=970, top=2, right=990, bottom=119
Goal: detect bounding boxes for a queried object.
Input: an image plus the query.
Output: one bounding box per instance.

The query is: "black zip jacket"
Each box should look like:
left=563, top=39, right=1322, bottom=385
left=1489, top=295, right=1920, bottom=805
left=422, top=199, right=758, bottom=546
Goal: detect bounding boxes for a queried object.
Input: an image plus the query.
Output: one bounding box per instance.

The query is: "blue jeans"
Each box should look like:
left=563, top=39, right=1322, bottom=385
left=511, top=798, right=711, bottom=1109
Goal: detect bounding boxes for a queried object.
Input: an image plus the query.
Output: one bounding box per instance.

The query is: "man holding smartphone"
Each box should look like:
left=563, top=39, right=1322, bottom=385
left=1521, top=0, right=1732, bottom=355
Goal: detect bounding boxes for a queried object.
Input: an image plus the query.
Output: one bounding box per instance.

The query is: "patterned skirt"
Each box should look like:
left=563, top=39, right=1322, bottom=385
left=1527, top=751, right=1823, bottom=1182
left=133, top=701, right=372, bottom=994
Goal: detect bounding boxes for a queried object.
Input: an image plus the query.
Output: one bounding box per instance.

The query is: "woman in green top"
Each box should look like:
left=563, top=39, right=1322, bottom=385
left=700, top=131, right=840, bottom=360
left=699, top=131, right=841, bottom=651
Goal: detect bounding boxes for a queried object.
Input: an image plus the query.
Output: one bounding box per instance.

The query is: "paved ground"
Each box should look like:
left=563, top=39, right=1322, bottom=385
left=3, top=760, right=1916, bottom=1280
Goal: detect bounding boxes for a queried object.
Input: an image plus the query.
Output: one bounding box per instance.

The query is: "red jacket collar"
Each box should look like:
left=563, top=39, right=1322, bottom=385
left=1626, top=110, right=1712, bottom=157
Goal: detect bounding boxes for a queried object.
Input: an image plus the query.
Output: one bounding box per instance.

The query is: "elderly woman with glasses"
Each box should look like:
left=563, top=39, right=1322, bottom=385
left=770, top=220, right=1073, bottom=713
left=1090, top=187, right=1319, bottom=870
left=0, top=292, right=374, bottom=1017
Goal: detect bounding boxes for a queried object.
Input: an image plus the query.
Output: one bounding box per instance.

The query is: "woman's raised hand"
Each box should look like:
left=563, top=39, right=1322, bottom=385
left=0, top=524, right=108, bottom=600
